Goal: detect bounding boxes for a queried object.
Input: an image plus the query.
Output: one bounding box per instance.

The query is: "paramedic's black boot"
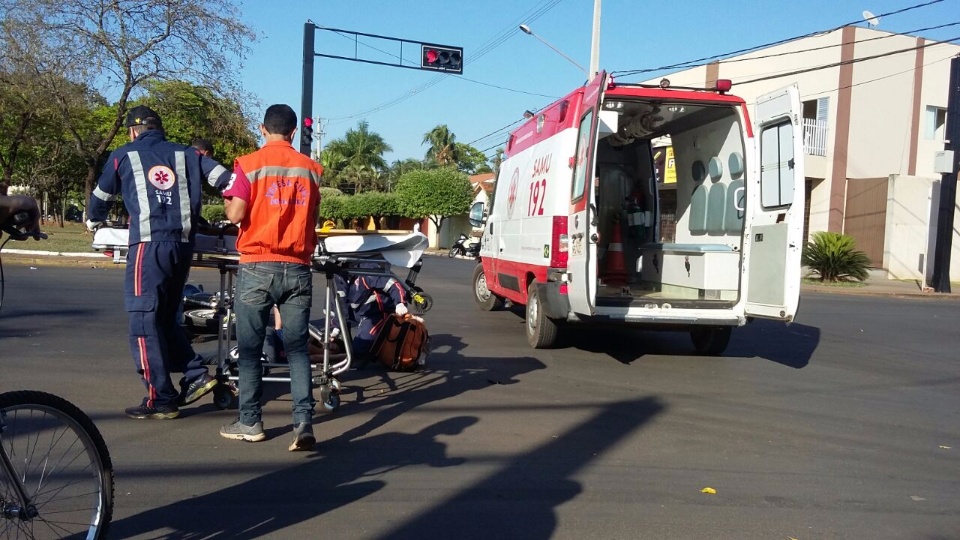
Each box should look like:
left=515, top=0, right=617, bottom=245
left=179, top=373, right=218, bottom=406
left=288, top=422, right=315, bottom=452
left=125, top=401, right=180, bottom=420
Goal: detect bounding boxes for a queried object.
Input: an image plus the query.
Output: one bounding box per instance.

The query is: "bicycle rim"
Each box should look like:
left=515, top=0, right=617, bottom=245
left=0, top=391, right=114, bottom=539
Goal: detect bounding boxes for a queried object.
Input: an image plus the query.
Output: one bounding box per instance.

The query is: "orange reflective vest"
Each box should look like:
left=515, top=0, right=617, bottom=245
left=233, top=141, right=322, bottom=265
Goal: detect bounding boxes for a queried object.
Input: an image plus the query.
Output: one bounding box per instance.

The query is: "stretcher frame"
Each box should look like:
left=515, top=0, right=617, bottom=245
left=92, top=226, right=429, bottom=411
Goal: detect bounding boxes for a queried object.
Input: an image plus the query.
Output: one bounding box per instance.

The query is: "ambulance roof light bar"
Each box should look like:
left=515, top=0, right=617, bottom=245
left=618, top=78, right=734, bottom=94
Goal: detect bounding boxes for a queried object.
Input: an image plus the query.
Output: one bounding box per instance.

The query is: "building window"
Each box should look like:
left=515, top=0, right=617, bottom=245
left=802, top=97, right=829, bottom=157
left=925, top=106, right=947, bottom=140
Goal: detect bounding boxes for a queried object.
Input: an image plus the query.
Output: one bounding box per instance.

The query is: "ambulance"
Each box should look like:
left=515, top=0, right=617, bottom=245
left=468, top=71, right=804, bottom=353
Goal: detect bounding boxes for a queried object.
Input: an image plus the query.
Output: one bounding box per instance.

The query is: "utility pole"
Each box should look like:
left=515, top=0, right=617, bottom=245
left=300, top=21, right=315, bottom=156
left=589, top=0, right=601, bottom=78
left=930, top=55, right=960, bottom=293
left=313, top=116, right=325, bottom=161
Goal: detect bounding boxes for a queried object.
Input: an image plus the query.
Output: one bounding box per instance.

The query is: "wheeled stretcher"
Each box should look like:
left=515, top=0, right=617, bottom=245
left=91, top=226, right=429, bottom=411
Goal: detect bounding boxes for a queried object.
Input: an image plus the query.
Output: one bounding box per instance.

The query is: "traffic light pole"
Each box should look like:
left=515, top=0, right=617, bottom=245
left=300, top=21, right=315, bottom=156
left=930, top=55, right=960, bottom=293
left=299, top=22, right=462, bottom=156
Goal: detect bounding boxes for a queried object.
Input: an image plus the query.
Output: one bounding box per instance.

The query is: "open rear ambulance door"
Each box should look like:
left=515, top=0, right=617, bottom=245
left=567, top=71, right=608, bottom=316
left=743, top=85, right=805, bottom=321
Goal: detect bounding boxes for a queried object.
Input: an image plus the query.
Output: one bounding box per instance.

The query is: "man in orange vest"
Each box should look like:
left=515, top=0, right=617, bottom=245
left=219, top=104, right=322, bottom=451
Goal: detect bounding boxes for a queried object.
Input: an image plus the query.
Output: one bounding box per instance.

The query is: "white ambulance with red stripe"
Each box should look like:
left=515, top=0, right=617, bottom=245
left=469, top=71, right=804, bottom=353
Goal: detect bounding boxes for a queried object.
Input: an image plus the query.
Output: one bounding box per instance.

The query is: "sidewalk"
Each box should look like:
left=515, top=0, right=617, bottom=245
left=800, top=275, right=960, bottom=300
left=5, top=247, right=959, bottom=300
left=801, top=274, right=960, bottom=299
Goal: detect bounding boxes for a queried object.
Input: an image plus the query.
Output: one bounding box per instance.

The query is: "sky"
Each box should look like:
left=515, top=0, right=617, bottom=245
left=236, top=0, right=960, bottom=164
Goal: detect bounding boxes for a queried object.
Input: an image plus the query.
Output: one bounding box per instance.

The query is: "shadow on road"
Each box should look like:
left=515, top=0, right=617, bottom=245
left=503, top=304, right=820, bottom=368
left=374, top=396, right=665, bottom=540
left=726, top=320, right=820, bottom=369
left=109, top=333, right=664, bottom=539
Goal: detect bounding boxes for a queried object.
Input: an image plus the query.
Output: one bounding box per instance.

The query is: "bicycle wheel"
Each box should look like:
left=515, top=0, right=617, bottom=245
left=0, top=390, right=113, bottom=539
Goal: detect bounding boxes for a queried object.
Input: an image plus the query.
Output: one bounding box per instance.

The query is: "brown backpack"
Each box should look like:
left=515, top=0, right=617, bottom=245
left=372, top=314, right=429, bottom=371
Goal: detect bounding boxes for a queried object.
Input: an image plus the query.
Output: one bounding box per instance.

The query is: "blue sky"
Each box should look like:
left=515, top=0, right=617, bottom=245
left=237, top=0, right=960, bottom=164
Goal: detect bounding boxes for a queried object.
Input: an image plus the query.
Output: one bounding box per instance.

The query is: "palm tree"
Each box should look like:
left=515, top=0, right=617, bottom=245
left=324, top=120, right=392, bottom=193
left=423, top=124, right=459, bottom=166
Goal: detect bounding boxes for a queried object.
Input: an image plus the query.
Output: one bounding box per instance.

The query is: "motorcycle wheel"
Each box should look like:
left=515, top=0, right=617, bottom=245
left=448, top=246, right=459, bottom=258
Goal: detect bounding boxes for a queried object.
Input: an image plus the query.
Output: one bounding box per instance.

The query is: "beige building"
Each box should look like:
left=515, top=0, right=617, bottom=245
left=646, top=26, right=960, bottom=284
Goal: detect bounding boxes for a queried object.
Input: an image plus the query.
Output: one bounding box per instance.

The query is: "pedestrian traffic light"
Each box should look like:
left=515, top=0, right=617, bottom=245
left=301, top=117, right=314, bottom=147
left=421, top=44, right=463, bottom=74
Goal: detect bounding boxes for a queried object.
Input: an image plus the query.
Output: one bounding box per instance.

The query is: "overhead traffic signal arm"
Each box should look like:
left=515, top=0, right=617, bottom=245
left=421, top=44, right=463, bottom=74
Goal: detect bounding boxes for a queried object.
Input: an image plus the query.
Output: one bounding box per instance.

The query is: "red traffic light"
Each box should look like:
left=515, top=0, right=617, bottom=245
left=421, top=44, right=463, bottom=74
left=303, top=117, right=313, bottom=128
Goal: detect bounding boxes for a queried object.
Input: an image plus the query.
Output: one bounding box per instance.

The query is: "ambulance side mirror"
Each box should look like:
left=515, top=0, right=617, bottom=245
left=468, top=202, right=486, bottom=228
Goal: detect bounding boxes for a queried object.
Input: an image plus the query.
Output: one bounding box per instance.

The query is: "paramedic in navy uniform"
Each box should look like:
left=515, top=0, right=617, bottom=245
left=87, top=105, right=232, bottom=420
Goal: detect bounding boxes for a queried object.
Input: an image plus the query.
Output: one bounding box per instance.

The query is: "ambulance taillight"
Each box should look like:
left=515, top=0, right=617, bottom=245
left=550, top=216, right=568, bottom=268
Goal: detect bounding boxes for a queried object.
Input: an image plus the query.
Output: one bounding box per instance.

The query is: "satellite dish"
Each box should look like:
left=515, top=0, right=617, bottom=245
left=862, top=10, right=880, bottom=27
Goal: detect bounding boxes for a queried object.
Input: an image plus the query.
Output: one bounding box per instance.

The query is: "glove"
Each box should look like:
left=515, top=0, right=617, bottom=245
left=395, top=303, right=409, bottom=317
left=85, top=219, right=105, bottom=232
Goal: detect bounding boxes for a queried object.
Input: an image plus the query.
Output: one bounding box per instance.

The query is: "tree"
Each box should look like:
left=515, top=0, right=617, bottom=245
left=422, top=125, right=458, bottom=166
left=387, top=158, right=426, bottom=187
left=324, top=121, right=392, bottom=194
left=454, top=142, right=493, bottom=175
left=0, top=0, right=256, bottom=212
left=140, top=80, right=257, bottom=167
left=394, top=168, right=473, bottom=233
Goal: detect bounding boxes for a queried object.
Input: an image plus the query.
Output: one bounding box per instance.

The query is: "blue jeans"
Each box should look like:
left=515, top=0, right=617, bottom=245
left=234, top=262, right=315, bottom=426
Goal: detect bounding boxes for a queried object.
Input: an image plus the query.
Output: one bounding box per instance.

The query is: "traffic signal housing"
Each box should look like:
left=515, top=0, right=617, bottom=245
left=421, top=44, right=463, bottom=74
left=300, top=117, right=314, bottom=153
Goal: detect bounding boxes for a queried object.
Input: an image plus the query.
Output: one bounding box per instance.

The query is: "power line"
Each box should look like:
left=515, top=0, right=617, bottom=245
left=703, top=20, right=960, bottom=69
left=736, top=34, right=960, bottom=86
left=467, top=117, right=526, bottom=146
left=324, top=29, right=558, bottom=100
left=323, top=0, right=566, bottom=124
left=612, top=0, right=945, bottom=77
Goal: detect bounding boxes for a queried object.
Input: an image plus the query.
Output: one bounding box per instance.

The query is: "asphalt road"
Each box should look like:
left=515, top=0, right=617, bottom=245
left=1, top=256, right=958, bottom=539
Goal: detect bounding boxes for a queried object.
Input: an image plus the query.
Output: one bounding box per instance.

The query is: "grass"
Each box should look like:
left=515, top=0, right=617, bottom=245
left=11, top=221, right=97, bottom=253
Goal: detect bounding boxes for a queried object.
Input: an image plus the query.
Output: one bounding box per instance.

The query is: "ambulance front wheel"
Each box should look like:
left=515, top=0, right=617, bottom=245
left=526, top=282, right=558, bottom=349
left=472, top=264, right=504, bottom=311
left=690, top=326, right=732, bottom=356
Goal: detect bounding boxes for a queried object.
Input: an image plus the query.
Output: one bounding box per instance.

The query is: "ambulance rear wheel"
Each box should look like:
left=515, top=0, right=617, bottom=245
left=473, top=264, right=504, bottom=311
left=690, top=326, right=732, bottom=356
left=526, top=282, right=558, bottom=349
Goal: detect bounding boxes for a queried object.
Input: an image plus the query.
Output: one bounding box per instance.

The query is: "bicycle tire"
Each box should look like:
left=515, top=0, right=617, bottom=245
left=0, top=390, right=114, bottom=539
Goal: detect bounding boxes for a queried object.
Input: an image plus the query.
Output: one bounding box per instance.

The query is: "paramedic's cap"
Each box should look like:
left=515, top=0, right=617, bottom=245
left=125, top=105, right=162, bottom=128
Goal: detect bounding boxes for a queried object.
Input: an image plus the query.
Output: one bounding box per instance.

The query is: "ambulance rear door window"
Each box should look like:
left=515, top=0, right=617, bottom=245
left=571, top=110, right=594, bottom=202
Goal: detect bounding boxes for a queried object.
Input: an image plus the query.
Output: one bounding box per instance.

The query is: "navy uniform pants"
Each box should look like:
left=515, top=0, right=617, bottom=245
left=125, top=241, right=206, bottom=408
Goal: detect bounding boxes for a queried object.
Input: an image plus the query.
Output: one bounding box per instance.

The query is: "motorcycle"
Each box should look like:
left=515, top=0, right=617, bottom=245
left=449, top=233, right=480, bottom=258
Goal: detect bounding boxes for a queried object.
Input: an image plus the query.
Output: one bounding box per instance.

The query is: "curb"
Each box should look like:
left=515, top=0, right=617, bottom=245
left=4, top=250, right=958, bottom=300
left=3, top=248, right=104, bottom=258
left=801, top=286, right=959, bottom=300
